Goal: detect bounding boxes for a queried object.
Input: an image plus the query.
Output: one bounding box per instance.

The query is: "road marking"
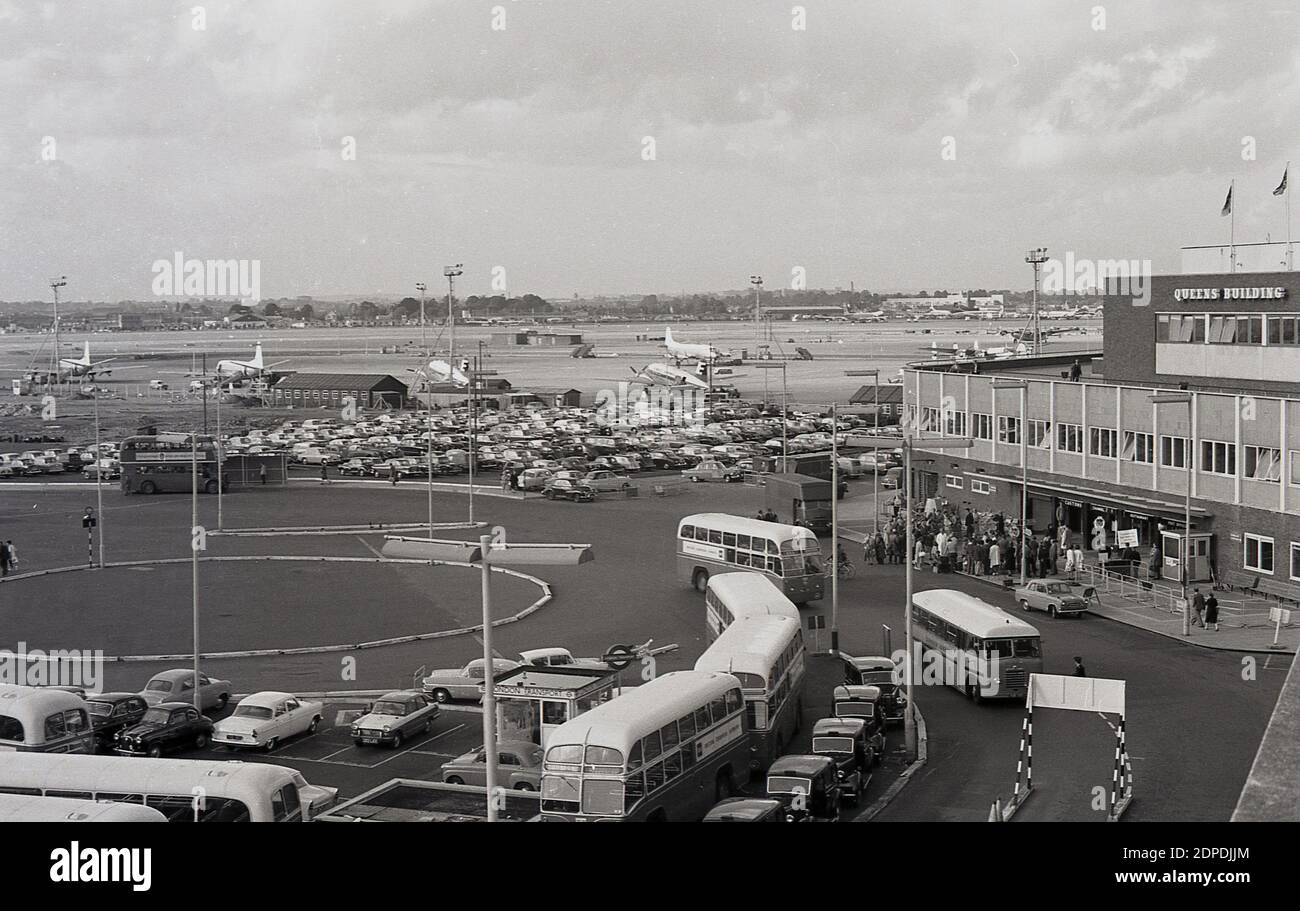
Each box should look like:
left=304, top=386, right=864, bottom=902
left=406, top=750, right=459, bottom=759
left=355, top=537, right=384, bottom=559
left=426, top=723, right=465, bottom=743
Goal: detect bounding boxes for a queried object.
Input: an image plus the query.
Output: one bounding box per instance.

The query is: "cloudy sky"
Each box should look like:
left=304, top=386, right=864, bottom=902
left=3, top=0, right=1299, bottom=301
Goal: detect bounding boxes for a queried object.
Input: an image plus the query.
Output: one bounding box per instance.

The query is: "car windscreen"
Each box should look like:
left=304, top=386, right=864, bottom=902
left=145, top=679, right=173, bottom=692
left=812, top=736, right=854, bottom=754
left=142, top=708, right=172, bottom=725
left=234, top=705, right=274, bottom=720
left=767, top=775, right=813, bottom=796
left=371, top=701, right=407, bottom=716
left=85, top=702, right=114, bottom=717
left=1012, top=638, right=1041, bottom=658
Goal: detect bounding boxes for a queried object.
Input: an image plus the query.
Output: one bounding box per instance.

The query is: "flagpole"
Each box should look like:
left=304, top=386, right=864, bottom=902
left=1287, top=162, right=1293, bottom=271
left=1230, top=178, right=1236, bottom=272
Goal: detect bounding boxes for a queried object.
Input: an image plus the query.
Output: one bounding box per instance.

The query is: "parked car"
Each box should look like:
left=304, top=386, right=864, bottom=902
left=83, top=692, right=149, bottom=752
left=765, top=754, right=842, bottom=822
left=830, top=685, right=886, bottom=763
left=1014, top=579, right=1089, bottom=618
left=212, top=692, right=324, bottom=751
left=810, top=717, right=872, bottom=805
left=582, top=470, right=632, bottom=492
left=114, top=702, right=215, bottom=757
left=682, top=460, right=744, bottom=483
left=350, top=690, right=439, bottom=748
left=338, top=458, right=374, bottom=476
left=543, top=478, right=595, bottom=502
left=517, top=647, right=610, bottom=670
left=702, top=797, right=786, bottom=822
left=139, top=669, right=231, bottom=712
left=82, top=458, right=121, bottom=481
left=421, top=658, right=521, bottom=703
left=517, top=468, right=554, bottom=491
left=441, top=740, right=544, bottom=790
left=840, top=655, right=906, bottom=725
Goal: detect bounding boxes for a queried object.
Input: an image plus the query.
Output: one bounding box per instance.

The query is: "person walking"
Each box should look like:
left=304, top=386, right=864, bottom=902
left=1204, top=592, right=1220, bottom=631
left=259, top=463, right=267, bottom=485
left=389, top=463, right=400, bottom=486
left=1038, top=537, right=1052, bottom=577
left=1072, top=656, right=1087, bottom=677
left=0, top=539, right=9, bottom=577
left=1068, top=359, right=1082, bottom=382
left=319, top=463, right=330, bottom=485
left=1191, top=587, right=1206, bottom=629
left=964, top=507, right=975, bottom=540
left=4, top=540, right=16, bottom=573
left=988, top=539, right=1001, bottom=576
left=1064, top=544, right=1077, bottom=577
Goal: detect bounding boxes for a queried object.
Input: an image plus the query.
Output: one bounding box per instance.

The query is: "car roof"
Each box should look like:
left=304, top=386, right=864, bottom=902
left=812, top=717, right=866, bottom=735
left=768, top=755, right=833, bottom=775
left=239, top=691, right=296, bottom=707
left=375, top=690, right=422, bottom=701
left=833, top=685, right=883, bottom=701
left=85, top=692, right=139, bottom=703
left=845, top=656, right=895, bottom=671
left=153, top=702, right=197, bottom=711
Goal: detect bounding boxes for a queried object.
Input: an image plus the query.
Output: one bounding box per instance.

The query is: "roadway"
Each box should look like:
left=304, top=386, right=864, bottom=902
left=0, top=476, right=1287, bottom=819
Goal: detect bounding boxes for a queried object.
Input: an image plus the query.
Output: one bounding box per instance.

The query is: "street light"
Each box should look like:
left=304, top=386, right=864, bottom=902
left=749, top=275, right=763, bottom=365
left=755, top=362, right=789, bottom=461
left=381, top=535, right=594, bottom=821
left=846, top=369, right=880, bottom=534
left=992, top=379, right=1029, bottom=586
left=444, top=265, right=463, bottom=364
left=1151, top=391, right=1193, bottom=635
left=846, top=430, right=973, bottom=760
left=415, top=282, right=428, bottom=356
left=1026, top=248, right=1049, bottom=354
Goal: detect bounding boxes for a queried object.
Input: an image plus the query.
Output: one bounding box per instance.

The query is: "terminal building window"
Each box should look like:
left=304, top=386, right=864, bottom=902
left=1160, top=435, right=1189, bottom=469
left=1056, top=423, right=1083, bottom=453
left=1243, top=446, right=1281, bottom=482
left=1200, top=440, right=1236, bottom=477
left=1244, top=534, right=1274, bottom=575
left=1291, top=543, right=1300, bottom=582
left=945, top=475, right=963, bottom=490
left=971, top=413, right=993, bottom=441
left=1028, top=420, right=1052, bottom=449
left=1290, top=451, right=1300, bottom=486
left=1157, top=312, right=1300, bottom=345
left=1122, top=431, right=1154, bottom=463
left=943, top=411, right=967, bottom=437
left=1089, top=427, right=1117, bottom=458
left=998, top=416, right=1020, bottom=444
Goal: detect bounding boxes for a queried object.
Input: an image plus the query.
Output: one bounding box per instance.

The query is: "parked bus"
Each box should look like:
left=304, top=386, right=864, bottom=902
left=677, top=513, right=826, bottom=604
left=910, top=589, right=1042, bottom=701
left=0, top=685, right=94, bottom=754
left=704, top=572, right=800, bottom=643
left=0, top=753, right=338, bottom=821
left=694, top=615, right=806, bottom=774
left=120, top=432, right=224, bottom=495
left=0, top=793, right=166, bottom=822
left=540, top=671, right=748, bottom=822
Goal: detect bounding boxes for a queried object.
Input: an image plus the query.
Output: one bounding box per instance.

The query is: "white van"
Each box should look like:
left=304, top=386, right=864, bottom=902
left=149, top=379, right=169, bottom=391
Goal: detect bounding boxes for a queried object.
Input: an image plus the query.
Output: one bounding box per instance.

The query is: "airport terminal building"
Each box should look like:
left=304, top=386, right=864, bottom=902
left=904, top=269, right=1300, bottom=596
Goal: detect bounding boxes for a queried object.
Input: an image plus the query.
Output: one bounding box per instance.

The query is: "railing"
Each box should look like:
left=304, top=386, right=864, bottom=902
left=1074, top=563, right=1185, bottom=614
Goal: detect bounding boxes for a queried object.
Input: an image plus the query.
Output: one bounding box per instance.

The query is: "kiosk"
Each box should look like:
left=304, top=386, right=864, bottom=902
left=493, top=665, right=619, bottom=748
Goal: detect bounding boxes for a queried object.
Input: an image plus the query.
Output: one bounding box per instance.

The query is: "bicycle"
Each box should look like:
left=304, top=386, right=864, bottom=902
left=837, top=560, right=856, bottom=580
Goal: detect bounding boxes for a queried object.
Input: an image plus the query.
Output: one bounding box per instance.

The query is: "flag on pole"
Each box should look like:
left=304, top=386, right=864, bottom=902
left=1221, top=184, right=1233, bottom=216
left=1274, top=167, right=1288, bottom=196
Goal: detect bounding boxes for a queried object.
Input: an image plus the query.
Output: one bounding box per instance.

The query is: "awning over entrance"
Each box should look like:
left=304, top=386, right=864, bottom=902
left=982, top=475, right=1211, bottom=520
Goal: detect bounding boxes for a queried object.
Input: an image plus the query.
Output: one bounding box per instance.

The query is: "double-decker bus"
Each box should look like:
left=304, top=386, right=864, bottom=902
left=540, top=671, right=749, bottom=822
left=694, top=615, right=806, bottom=773
left=120, top=432, right=224, bottom=495
left=704, top=572, right=801, bottom=643
left=0, top=793, right=166, bottom=822
left=677, top=513, right=825, bottom=604
left=910, top=589, right=1042, bottom=701
left=0, top=753, right=338, bottom=821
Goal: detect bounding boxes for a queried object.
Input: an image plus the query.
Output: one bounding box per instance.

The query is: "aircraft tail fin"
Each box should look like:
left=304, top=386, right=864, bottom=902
left=251, top=343, right=264, bottom=368
left=82, top=341, right=91, bottom=364
left=664, top=327, right=674, bottom=345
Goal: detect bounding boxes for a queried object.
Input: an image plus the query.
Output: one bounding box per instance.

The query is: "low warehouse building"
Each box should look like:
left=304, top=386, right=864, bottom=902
left=271, top=373, right=409, bottom=409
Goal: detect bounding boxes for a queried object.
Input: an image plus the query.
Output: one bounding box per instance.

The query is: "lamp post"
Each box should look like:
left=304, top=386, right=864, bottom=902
left=830, top=402, right=840, bottom=654
left=1026, top=248, right=1049, bottom=354
left=382, top=535, right=594, bottom=820
left=754, top=362, right=789, bottom=466
left=92, top=389, right=104, bottom=567
left=750, top=275, right=763, bottom=365
left=190, top=431, right=201, bottom=713
left=415, top=282, right=428, bottom=356
left=1151, top=392, right=1194, bottom=635
left=846, top=429, right=972, bottom=760
left=992, top=379, right=1029, bottom=585
left=444, top=264, right=463, bottom=364
left=846, top=369, right=880, bottom=534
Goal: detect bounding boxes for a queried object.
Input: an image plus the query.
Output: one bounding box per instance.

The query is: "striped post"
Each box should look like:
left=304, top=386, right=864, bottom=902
left=1109, top=715, right=1128, bottom=817
left=1013, top=708, right=1033, bottom=799
left=1117, top=716, right=1131, bottom=796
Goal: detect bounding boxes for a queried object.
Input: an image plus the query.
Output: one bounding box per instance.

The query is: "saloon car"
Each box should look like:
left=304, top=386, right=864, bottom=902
left=350, top=691, right=439, bottom=748
left=542, top=478, right=595, bottom=502
left=441, top=740, right=544, bottom=790
left=1013, top=579, right=1089, bottom=618
left=114, top=702, right=214, bottom=757
left=421, top=658, right=521, bottom=703
left=212, top=692, right=324, bottom=751
left=139, top=670, right=231, bottom=712
left=83, top=692, right=148, bottom=752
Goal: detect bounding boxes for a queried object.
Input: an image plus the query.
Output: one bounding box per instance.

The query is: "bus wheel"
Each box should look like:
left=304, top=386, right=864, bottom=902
left=140, top=480, right=157, bottom=495
left=515, top=782, right=535, bottom=791
left=204, top=479, right=219, bottom=495
left=692, top=569, right=709, bottom=593
left=715, top=769, right=734, bottom=802
left=647, top=809, right=668, bottom=822
left=446, top=776, right=464, bottom=786
left=965, top=681, right=976, bottom=700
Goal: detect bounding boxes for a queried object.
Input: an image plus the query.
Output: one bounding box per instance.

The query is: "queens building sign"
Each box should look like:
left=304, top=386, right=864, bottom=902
left=1173, top=286, right=1288, bottom=301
